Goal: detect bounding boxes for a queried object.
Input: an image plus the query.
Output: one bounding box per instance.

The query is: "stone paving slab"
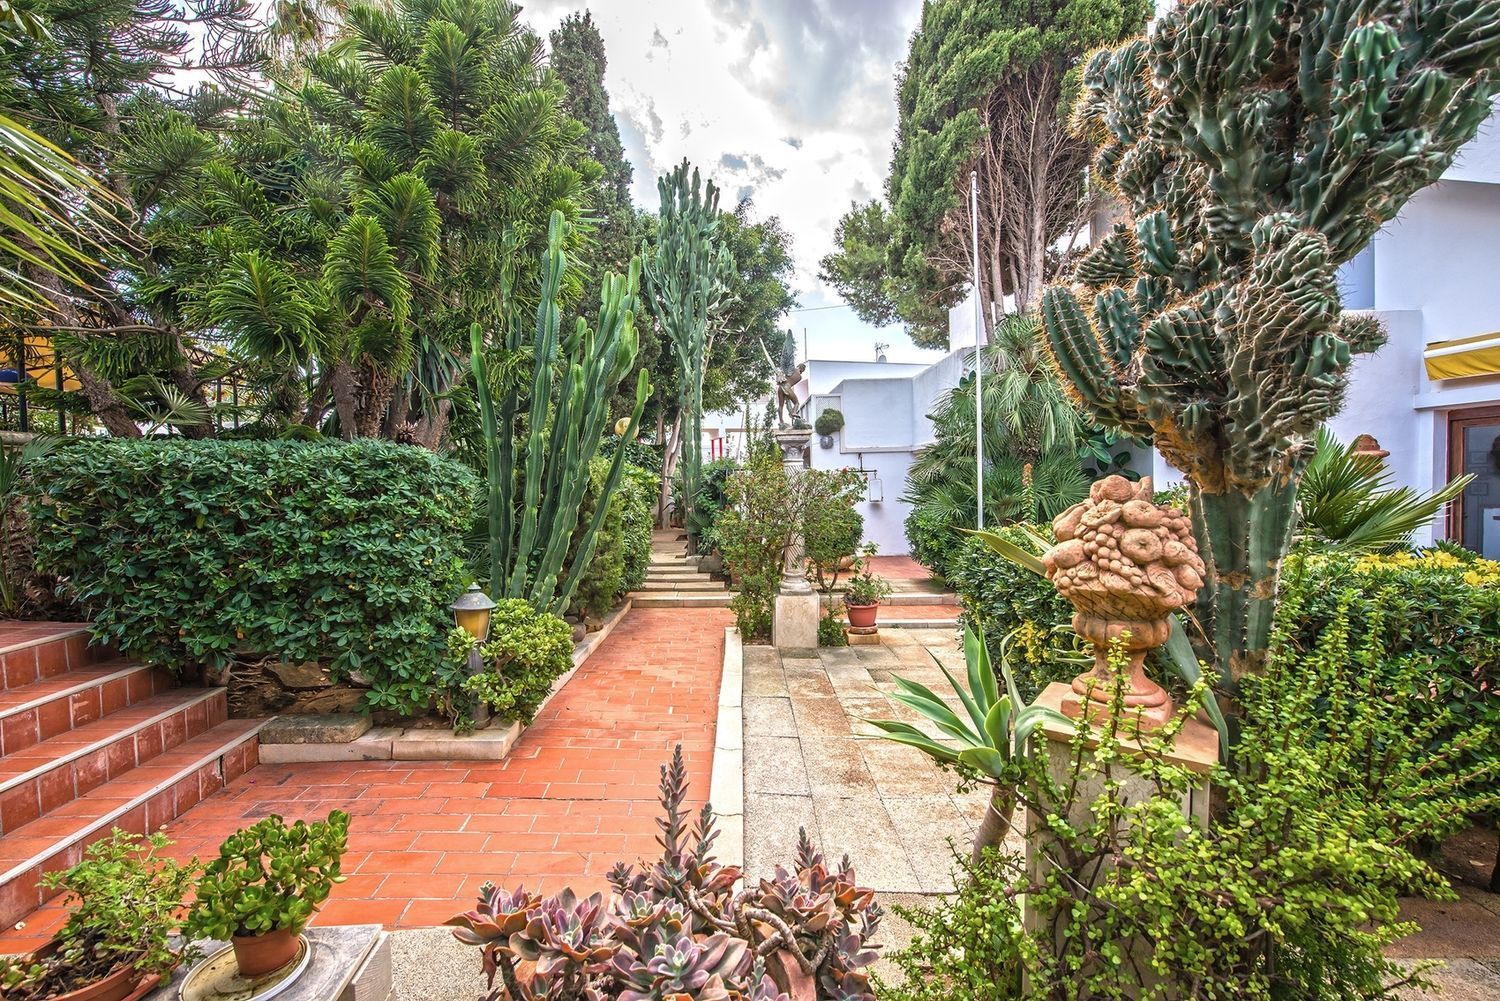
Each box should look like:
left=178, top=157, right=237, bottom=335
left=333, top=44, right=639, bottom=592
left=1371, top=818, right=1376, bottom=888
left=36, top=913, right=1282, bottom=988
left=741, top=630, right=988, bottom=895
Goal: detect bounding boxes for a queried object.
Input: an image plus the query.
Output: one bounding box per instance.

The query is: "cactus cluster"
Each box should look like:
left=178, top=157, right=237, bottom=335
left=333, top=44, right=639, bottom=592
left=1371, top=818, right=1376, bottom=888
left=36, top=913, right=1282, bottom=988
left=449, top=746, right=881, bottom=1001
left=1039, top=0, right=1500, bottom=676
left=471, top=210, right=652, bottom=615
left=643, top=160, right=734, bottom=548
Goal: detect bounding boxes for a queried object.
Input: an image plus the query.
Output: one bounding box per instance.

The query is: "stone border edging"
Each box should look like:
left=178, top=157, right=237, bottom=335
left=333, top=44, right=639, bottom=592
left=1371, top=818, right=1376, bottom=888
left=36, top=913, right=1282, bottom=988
left=708, top=626, right=744, bottom=868
left=260, top=599, right=634, bottom=763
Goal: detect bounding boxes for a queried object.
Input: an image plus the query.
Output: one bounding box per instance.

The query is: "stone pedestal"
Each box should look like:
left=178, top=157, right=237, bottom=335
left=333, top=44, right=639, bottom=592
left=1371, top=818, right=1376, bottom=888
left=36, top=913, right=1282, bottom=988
left=771, top=428, right=819, bottom=649
left=1022, top=682, right=1217, bottom=998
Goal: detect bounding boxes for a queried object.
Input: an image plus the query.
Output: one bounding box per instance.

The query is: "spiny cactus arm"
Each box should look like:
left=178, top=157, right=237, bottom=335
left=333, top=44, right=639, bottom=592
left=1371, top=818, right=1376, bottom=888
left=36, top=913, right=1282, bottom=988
left=528, top=366, right=589, bottom=609
left=1217, top=216, right=1342, bottom=492
left=1039, top=285, right=1149, bottom=437
left=507, top=214, right=568, bottom=597
left=553, top=368, right=653, bottom=615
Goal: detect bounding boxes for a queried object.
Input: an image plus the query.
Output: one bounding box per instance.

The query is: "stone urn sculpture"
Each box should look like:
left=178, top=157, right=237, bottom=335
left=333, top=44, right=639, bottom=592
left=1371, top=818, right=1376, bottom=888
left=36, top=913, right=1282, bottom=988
left=1040, top=475, right=1205, bottom=732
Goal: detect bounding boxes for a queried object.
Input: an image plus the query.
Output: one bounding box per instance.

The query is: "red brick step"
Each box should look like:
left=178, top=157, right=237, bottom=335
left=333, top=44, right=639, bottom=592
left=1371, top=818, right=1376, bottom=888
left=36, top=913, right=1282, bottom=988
left=0, top=689, right=227, bottom=834
left=0, top=718, right=264, bottom=928
left=0, top=624, right=112, bottom=691
left=0, top=662, right=176, bottom=758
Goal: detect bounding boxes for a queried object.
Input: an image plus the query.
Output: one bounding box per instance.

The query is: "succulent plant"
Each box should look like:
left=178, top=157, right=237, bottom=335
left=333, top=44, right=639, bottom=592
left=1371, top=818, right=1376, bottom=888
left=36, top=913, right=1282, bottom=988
left=449, top=746, right=880, bottom=1000
left=642, top=160, right=734, bottom=552
left=471, top=210, right=653, bottom=615
left=1037, top=0, right=1500, bottom=682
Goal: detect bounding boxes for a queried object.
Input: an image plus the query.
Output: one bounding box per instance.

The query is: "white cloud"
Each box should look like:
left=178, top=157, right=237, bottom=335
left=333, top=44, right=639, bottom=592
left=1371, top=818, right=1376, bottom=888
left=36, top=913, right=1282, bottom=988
left=520, top=0, right=941, bottom=364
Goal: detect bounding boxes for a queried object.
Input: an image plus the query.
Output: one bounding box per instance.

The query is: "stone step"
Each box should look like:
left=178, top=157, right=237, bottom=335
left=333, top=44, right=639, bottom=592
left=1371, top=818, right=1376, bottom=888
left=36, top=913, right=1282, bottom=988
left=638, top=580, right=725, bottom=592
left=0, top=689, right=227, bottom=834
left=0, top=662, right=177, bottom=758
left=0, top=718, right=264, bottom=928
left=0, top=624, right=115, bottom=693
left=627, top=593, right=735, bottom=608
left=819, top=592, right=958, bottom=607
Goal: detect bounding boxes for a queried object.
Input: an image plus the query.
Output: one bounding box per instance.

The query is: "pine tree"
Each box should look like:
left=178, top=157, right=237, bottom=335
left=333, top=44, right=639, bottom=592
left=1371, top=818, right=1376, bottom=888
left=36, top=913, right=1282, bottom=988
left=819, top=0, right=1149, bottom=347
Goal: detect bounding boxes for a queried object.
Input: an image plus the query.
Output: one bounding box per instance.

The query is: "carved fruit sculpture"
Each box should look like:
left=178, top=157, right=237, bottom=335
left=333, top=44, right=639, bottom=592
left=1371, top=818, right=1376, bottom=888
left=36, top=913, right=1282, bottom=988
left=1042, top=475, right=1204, bottom=731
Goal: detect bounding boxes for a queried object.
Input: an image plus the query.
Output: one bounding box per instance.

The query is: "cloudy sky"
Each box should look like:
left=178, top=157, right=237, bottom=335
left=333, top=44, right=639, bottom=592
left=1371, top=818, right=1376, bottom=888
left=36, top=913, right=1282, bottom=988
left=518, top=0, right=948, bottom=365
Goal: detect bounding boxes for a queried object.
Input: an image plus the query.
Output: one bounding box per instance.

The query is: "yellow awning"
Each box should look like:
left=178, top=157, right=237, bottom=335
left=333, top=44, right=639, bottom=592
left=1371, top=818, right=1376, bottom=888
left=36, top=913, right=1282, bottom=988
left=1424, top=330, right=1500, bottom=381
left=0, top=334, right=81, bottom=394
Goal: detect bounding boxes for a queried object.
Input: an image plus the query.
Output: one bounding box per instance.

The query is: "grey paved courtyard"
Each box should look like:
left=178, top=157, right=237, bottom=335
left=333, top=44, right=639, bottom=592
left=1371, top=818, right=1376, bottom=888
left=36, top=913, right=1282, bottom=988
left=740, top=629, right=1009, bottom=894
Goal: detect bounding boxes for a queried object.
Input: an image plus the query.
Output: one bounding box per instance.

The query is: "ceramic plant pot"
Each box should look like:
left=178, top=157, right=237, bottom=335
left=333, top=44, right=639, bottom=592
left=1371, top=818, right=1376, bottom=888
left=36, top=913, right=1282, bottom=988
left=30, top=941, right=161, bottom=1001
left=230, top=928, right=300, bottom=978
left=846, top=602, right=879, bottom=629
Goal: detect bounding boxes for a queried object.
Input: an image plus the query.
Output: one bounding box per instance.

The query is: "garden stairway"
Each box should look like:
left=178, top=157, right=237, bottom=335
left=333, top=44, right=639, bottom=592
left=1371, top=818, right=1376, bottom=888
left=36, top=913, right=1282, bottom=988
left=628, top=530, right=733, bottom=608
left=0, top=623, right=263, bottom=930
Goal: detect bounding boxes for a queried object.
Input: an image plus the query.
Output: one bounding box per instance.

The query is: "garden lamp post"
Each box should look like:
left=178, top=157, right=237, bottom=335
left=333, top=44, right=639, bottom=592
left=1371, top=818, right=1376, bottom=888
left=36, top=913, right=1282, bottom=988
left=451, top=584, right=496, bottom=727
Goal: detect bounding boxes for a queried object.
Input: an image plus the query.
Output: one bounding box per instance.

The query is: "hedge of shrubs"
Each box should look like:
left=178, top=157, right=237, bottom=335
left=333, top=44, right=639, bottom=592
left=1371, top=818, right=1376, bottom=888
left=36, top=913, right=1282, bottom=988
left=27, top=439, right=477, bottom=715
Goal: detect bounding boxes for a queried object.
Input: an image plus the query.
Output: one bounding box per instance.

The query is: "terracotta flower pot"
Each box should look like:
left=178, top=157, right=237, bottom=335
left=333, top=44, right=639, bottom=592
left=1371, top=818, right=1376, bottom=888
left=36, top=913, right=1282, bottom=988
left=846, top=602, right=879, bottom=629
left=29, top=941, right=161, bottom=1001
left=231, top=928, right=300, bottom=978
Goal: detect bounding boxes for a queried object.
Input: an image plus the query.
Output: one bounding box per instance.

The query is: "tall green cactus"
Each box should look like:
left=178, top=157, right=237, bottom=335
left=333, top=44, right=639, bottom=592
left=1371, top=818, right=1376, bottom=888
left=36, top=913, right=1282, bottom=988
left=1039, top=0, right=1500, bottom=681
left=470, top=210, right=652, bottom=615
left=642, top=160, right=733, bottom=550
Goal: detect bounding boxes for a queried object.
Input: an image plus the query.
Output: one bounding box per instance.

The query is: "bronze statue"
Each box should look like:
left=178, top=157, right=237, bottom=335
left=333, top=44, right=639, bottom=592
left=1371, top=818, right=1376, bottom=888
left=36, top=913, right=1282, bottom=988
left=759, top=336, right=805, bottom=429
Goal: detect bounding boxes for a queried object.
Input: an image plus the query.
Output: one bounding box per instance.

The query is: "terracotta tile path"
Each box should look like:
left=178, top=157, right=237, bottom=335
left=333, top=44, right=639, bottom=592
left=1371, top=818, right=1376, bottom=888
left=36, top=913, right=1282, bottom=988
left=0, top=608, right=733, bottom=948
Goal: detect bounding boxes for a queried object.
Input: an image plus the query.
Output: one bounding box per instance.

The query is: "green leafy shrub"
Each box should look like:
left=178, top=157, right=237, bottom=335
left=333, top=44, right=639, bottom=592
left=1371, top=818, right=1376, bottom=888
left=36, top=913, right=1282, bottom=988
left=814, top=407, right=845, bottom=436
left=447, top=600, right=574, bottom=725
left=1282, top=548, right=1500, bottom=824
left=877, top=847, right=1021, bottom=1001
left=27, top=439, right=476, bottom=715
left=185, top=811, right=350, bottom=940
left=945, top=528, right=1081, bottom=700
left=619, top=464, right=657, bottom=594
left=803, top=468, right=866, bottom=593
left=885, top=592, right=1498, bottom=1000
left=718, top=454, right=864, bottom=639
left=818, top=609, right=848, bottom=647
left=904, top=504, right=965, bottom=580
left=568, top=456, right=635, bottom=620
left=0, top=830, right=198, bottom=1000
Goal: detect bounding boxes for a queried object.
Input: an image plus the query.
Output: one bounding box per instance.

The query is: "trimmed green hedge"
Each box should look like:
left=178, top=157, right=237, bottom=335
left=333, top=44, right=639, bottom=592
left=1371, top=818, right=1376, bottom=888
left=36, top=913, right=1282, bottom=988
left=27, top=439, right=477, bottom=715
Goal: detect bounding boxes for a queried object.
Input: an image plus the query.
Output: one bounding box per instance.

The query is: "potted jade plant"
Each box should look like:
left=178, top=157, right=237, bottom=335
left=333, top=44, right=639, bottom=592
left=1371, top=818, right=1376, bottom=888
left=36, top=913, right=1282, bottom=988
left=183, top=810, right=350, bottom=978
left=842, top=545, right=891, bottom=628
left=0, top=830, right=198, bottom=1001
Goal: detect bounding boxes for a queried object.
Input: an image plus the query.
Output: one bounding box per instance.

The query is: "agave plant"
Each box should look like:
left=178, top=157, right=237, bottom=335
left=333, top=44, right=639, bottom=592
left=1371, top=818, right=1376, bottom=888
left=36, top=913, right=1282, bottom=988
left=866, top=625, right=1069, bottom=861
left=1295, top=426, right=1472, bottom=553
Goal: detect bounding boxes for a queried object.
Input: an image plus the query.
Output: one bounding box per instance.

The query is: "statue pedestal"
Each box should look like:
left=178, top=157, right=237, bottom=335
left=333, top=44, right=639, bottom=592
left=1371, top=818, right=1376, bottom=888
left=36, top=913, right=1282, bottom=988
left=1022, top=682, right=1217, bottom=998
left=771, top=428, right=819, bottom=650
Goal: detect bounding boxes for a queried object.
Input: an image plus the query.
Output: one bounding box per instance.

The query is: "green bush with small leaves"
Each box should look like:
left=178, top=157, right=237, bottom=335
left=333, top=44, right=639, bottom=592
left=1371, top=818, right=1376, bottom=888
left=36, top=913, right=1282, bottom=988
left=945, top=528, right=1081, bottom=700
left=1, top=830, right=199, bottom=1000
left=883, top=587, right=1498, bottom=999
left=26, top=440, right=476, bottom=715
left=185, top=810, right=350, bottom=940
left=814, top=408, right=845, bottom=436
left=447, top=599, right=574, bottom=726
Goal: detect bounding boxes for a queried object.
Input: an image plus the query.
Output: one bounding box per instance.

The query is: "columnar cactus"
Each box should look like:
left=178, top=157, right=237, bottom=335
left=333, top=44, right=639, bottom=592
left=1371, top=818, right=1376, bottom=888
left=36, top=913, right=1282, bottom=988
left=642, top=160, right=733, bottom=549
left=471, top=210, right=652, bottom=615
left=1039, top=0, right=1500, bottom=679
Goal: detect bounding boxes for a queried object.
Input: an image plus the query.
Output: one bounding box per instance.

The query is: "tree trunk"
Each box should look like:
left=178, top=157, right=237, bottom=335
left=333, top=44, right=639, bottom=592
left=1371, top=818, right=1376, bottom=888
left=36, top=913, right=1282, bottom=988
left=355, top=362, right=396, bottom=438
left=659, top=410, right=682, bottom=530
left=301, top=369, right=332, bottom=428
left=74, top=365, right=141, bottom=437
left=330, top=361, right=358, bottom=440
left=1188, top=479, right=1298, bottom=684
left=972, top=786, right=1015, bottom=864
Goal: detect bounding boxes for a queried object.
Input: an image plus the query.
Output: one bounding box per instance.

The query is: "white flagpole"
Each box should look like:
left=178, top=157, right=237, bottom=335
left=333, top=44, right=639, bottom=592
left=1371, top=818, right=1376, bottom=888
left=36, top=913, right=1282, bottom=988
left=970, top=170, right=984, bottom=531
